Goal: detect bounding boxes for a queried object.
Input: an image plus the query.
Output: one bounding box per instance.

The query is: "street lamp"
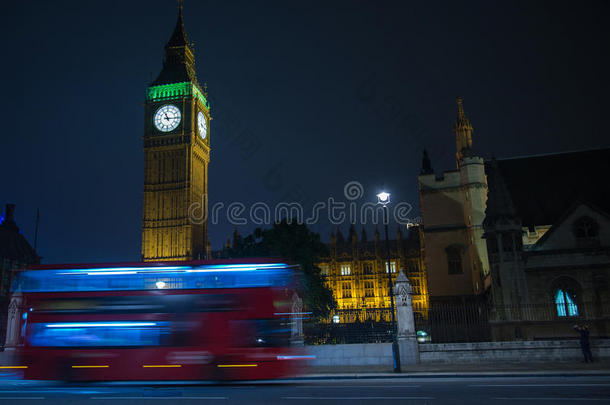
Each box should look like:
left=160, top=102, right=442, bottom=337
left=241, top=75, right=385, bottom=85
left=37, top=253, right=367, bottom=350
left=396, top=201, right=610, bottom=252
left=376, top=191, right=401, bottom=373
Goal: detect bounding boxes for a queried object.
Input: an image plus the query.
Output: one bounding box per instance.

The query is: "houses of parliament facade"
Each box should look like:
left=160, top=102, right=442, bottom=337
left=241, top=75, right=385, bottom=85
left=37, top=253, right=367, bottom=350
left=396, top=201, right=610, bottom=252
left=316, top=226, right=429, bottom=321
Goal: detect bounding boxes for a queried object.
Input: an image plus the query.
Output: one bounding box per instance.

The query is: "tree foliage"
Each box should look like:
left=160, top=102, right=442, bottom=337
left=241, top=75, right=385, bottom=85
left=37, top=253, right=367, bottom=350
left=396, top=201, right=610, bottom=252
left=224, top=220, right=336, bottom=318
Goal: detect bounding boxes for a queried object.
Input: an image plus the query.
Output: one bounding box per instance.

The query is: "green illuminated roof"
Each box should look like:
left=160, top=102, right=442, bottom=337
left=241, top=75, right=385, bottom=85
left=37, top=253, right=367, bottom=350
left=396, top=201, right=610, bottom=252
left=147, top=82, right=209, bottom=109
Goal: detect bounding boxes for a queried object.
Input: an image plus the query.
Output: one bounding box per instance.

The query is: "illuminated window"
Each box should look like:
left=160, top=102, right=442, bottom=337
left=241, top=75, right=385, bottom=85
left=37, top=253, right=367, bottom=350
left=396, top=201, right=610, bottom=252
left=341, top=264, right=351, bottom=276
left=364, top=281, right=375, bottom=297
left=342, top=283, right=352, bottom=298
left=385, top=261, right=397, bottom=273
left=319, top=265, right=329, bottom=276
left=555, top=289, right=579, bottom=317
left=446, top=245, right=463, bottom=274
left=363, top=262, right=374, bottom=275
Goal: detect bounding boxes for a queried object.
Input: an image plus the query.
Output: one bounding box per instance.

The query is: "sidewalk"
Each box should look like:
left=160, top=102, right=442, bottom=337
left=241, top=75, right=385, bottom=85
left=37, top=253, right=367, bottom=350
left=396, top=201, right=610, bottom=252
left=301, top=361, right=610, bottom=379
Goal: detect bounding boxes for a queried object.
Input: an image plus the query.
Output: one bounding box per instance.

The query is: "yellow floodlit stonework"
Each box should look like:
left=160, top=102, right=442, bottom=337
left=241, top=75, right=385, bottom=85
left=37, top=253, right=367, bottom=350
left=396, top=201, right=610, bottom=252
left=316, top=225, right=429, bottom=321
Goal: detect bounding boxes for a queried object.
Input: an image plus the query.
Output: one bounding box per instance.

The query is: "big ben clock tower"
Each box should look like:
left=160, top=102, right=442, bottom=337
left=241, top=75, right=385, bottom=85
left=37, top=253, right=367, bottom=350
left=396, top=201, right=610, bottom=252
left=142, top=2, right=210, bottom=261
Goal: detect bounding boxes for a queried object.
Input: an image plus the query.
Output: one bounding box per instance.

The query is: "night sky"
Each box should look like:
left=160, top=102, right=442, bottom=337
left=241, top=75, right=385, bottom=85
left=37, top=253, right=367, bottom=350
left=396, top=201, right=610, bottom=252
left=3, top=0, right=609, bottom=264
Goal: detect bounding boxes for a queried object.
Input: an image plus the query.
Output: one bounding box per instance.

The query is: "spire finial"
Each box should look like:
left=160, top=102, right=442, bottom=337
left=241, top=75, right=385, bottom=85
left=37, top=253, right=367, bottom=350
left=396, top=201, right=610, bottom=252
left=165, top=0, right=189, bottom=48
left=453, top=96, right=474, bottom=164
left=457, top=96, right=465, bottom=119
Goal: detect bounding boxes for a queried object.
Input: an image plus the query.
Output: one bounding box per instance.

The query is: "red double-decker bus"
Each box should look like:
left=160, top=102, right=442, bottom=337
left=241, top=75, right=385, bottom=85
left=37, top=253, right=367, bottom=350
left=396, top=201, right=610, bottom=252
left=7, top=259, right=308, bottom=381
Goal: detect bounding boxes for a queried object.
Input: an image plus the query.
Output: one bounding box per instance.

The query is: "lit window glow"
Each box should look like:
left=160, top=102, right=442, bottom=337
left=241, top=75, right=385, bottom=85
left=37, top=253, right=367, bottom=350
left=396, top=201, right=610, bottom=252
left=385, top=261, right=397, bottom=273
left=555, top=289, right=578, bottom=317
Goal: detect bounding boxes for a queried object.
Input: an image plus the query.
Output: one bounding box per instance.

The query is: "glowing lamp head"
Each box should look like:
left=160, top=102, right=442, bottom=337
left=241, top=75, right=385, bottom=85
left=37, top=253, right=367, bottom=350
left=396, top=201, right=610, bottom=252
left=155, top=281, right=166, bottom=289
left=376, top=191, right=390, bottom=205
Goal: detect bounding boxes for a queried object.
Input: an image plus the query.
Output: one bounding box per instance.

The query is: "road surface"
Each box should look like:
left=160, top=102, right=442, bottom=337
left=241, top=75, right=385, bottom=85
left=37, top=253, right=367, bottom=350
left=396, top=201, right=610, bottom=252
left=0, top=375, right=608, bottom=404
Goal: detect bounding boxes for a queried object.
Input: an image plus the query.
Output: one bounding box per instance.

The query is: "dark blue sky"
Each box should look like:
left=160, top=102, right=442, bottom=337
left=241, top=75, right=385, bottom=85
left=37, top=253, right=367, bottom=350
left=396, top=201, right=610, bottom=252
left=2, top=0, right=609, bottom=263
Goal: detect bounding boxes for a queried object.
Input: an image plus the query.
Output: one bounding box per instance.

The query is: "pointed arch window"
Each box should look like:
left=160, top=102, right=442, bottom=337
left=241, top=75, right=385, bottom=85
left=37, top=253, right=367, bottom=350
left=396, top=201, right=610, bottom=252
left=555, top=289, right=579, bottom=317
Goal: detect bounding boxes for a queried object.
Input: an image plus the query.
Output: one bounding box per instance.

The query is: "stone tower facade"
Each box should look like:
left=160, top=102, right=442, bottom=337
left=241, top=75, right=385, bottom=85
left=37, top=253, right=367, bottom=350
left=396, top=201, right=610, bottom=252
left=418, top=98, right=489, bottom=299
left=141, top=3, right=211, bottom=261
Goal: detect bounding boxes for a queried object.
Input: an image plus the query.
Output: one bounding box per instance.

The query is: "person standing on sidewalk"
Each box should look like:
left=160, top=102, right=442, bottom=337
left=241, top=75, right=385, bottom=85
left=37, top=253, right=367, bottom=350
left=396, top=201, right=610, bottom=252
left=574, top=324, right=594, bottom=363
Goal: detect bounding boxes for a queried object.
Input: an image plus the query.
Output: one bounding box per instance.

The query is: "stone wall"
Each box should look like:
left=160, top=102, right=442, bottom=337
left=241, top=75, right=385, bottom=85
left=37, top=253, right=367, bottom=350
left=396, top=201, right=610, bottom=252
left=307, top=339, right=610, bottom=367
left=419, top=339, right=610, bottom=363
left=307, top=343, right=393, bottom=367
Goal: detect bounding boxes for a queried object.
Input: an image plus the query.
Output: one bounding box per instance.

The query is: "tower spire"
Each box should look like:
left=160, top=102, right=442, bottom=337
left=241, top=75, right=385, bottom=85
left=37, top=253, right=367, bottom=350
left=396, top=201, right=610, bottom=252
left=453, top=96, right=474, bottom=165
left=151, top=0, right=197, bottom=86
left=457, top=96, right=466, bottom=120
left=167, top=0, right=189, bottom=48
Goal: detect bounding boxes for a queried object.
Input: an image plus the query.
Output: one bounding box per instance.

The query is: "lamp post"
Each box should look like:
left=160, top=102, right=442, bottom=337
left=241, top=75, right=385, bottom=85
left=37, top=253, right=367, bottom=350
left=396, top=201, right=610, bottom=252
left=376, top=191, right=401, bottom=373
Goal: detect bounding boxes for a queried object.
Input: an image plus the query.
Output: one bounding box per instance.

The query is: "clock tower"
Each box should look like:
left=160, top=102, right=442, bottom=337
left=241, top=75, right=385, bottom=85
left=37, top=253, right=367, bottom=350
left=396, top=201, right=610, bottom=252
left=141, top=2, right=210, bottom=261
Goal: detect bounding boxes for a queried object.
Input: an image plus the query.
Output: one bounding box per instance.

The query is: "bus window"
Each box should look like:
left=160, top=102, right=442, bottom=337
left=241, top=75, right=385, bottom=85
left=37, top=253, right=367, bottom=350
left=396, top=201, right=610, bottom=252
left=28, top=321, right=172, bottom=347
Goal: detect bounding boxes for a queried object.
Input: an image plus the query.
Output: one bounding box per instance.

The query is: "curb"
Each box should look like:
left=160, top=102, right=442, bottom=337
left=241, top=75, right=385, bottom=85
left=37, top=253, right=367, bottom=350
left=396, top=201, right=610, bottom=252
left=284, top=370, right=610, bottom=380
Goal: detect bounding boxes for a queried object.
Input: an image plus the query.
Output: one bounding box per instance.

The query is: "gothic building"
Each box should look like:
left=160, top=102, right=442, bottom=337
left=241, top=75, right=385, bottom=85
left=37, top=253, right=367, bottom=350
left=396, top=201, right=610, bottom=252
left=484, top=149, right=610, bottom=339
left=418, top=97, right=610, bottom=339
left=141, top=3, right=211, bottom=261
left=316, top=225, right=429, bottom=321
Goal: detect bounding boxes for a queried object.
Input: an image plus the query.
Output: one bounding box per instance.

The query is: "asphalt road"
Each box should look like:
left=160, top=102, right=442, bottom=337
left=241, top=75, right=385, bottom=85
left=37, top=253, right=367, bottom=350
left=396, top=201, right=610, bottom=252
left=0, top=376, right=609, bottom=404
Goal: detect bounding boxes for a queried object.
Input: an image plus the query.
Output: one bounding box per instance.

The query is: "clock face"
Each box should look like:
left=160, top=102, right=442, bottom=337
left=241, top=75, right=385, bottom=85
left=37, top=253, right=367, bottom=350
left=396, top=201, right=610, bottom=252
left=197, top=111, right=207, bottom=139
left=154, top=104, right=181, bottom=132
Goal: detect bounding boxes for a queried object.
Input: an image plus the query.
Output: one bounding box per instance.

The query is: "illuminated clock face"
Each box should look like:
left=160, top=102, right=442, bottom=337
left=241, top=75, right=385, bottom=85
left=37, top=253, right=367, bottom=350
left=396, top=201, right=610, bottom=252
left=154, top=104, right=181, bottom=132
left=197, top=111, right=207, bottom=139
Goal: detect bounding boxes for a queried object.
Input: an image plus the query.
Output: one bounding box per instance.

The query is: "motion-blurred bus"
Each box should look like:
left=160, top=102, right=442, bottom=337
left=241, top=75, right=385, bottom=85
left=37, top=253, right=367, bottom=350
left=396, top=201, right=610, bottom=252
left=7, top=259, right=307, bottom=381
